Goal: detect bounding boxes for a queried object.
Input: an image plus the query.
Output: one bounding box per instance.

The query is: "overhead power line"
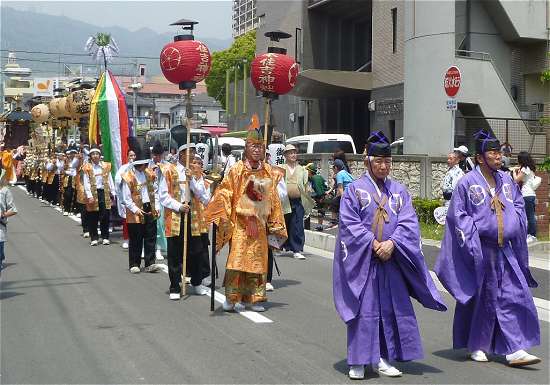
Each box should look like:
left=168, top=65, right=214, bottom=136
left=0, top=56, right=135, bottom=65
left=0, top=48, right=159, bottom=60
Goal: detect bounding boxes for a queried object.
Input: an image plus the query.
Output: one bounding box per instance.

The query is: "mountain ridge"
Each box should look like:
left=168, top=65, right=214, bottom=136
left=0, top=6, right=232, bottom=77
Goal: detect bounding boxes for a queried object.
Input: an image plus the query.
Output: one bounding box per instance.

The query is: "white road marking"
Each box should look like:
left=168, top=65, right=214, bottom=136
left=429, top=271, right=550, bottom=323
left=203, top=289, right=273, bottom=324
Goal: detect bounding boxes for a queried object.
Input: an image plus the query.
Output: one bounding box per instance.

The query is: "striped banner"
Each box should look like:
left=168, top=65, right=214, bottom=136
left=88, top=70, right=129, bottom=175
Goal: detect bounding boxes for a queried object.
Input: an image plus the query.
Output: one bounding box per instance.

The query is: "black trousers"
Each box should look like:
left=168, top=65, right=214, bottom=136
left=35, top=181, right=43, bottom=199
left=51, top=175, right=60, bottom=205
left=166, top=213, right=210, bottom=293
left=79, top=203, right=89, bottom=233
left=128, top=203, right=157, bottom=269
left=87, top=189, right=110, bottom=241
left=267, top=248, right=274, bottom=283
left=63, top=177, right=74, bottom=212
left=26, top=178, right=33, bottom=194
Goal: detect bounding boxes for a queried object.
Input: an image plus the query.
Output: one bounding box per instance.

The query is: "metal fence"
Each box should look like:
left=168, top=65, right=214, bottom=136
left=456, top=116, right=547, bottom=156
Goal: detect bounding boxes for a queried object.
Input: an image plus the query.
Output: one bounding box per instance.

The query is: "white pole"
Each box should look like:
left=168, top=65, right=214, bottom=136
left=451, top=107, right=456, bottom=150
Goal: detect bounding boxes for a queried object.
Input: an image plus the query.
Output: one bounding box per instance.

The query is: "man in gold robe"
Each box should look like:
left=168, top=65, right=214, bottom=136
left=204, top=127, right=287, bottom=313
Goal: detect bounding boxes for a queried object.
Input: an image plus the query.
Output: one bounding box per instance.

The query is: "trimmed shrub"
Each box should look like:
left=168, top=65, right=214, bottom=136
left=412, top=198, right=442, bottom=225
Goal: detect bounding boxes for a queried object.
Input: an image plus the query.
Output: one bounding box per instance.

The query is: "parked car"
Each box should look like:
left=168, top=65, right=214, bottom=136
left=391, top=137, right=404, bottom=155
left=207, top=136, right=245, bottom=169
left=285, top=134, right=357, bottom=154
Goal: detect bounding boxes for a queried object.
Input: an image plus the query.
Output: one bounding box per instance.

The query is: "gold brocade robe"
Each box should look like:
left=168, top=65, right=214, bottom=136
left=204, top=160, right=287, bottom=275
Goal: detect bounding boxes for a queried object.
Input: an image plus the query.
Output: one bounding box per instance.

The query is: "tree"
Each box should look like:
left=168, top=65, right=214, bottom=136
left=205, top=30, right=256, bottom=109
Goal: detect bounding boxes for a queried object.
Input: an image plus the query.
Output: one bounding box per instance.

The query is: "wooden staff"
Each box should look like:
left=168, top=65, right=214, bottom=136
left=263, top=98, right=271, bottom=147
left=209, top=136, right=221, bottom=311
left=181, top=88, right=192, bottom=296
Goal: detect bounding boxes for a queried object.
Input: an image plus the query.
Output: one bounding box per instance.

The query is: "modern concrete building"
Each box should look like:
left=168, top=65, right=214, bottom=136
left=405, top=0, right=549, bottom=156
left=230, top=0, right=549, bottom=156
left=235, top=0, right=404, bottom=150
left=233, top=0, right=259, bottom=38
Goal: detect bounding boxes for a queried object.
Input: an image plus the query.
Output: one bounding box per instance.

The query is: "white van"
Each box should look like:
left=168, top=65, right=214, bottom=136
left=285, top=134, right=357, bottom=154
left=209, top=136, right=245, bottom=164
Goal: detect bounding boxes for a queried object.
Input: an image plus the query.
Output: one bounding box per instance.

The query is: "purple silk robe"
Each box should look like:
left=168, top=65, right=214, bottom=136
left=333, top=174, right=446, bottom=366
left=435, top=168, right=540, bottom=355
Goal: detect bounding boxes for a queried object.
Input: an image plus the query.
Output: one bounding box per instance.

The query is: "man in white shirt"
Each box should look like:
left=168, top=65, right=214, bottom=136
left=121, top=142, right=161, bottom=274
left=63, top=146, right=80, bottom=216
left=114, top=148, right=136, bottom=249
left=149, top=141, right=168, bottom=261
left=454, top=145, right=474, bottom=173
left=221, top=143, right=236, bottom=178
left=159, top=143, right=211, bottom=300
left=54, top=150, right=64, bottom=206
left=82, top=145, right=115, bottom=246
left=441, top=152, right=464, bottom=205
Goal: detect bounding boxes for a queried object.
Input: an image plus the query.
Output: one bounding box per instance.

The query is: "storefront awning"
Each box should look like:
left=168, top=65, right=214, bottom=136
left=289, top=69, right=373, bottom=99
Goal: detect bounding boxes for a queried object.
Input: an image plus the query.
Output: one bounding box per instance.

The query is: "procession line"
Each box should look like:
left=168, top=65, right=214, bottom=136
left=21, top=185, right=274, bottom=324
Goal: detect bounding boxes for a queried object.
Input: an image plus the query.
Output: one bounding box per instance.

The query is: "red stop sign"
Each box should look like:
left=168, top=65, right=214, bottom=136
left=444, top=66, right=461, bottom=97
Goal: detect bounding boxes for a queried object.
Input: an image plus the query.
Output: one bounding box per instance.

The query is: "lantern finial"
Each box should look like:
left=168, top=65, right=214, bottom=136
left=170, top=19, right=198, bottom=40
left=264, top=30, right=292, bottom=55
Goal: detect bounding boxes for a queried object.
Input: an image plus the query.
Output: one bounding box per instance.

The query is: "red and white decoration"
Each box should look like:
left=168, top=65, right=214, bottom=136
left=251, top=53, right=299, bottom=96
left=160, top=40, right=212, bottom=85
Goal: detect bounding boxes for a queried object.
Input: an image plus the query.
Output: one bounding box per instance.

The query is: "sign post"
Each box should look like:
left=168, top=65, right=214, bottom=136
left=444, top=66, right=461, bottom=150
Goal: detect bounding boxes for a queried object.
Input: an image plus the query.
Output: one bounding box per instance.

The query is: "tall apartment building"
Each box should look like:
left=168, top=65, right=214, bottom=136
left=232, top=0, right=259, bottom=37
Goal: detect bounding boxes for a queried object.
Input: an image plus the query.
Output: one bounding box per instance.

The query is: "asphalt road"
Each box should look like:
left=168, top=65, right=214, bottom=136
left=1, top=187, right=548, bottom=384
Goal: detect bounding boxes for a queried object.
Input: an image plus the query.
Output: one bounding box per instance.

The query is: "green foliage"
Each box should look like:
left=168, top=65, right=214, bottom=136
left=205, top=30, right=257, bottom=109
left=95, top=33, right=112, bottom=47
left=419, top=222, right=445, bottom=241
left=412, top=198, right=442, bottom=225
left=540, top=156, right=550, bottom=173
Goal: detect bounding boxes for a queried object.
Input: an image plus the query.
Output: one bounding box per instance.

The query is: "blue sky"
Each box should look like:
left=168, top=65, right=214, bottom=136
left=3, top=0, right=233, bottom=38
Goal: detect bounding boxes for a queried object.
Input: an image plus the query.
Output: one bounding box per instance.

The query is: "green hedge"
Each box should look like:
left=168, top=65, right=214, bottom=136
left=412, top=198, right=442, bottom=225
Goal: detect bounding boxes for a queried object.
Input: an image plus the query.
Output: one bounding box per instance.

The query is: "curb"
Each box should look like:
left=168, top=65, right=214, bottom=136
left=304, top=230, right=442, bottom=252
left=305, top=230, right=548, bottom=256
left=529, top=241, right=550, bottom=253
left=304, top=229, right=336, bottom=254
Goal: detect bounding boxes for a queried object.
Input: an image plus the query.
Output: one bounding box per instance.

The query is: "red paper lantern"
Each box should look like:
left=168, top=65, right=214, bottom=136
left=251, top=53, right=299, bottom=96
left=160, top=40, right=211, bottom=86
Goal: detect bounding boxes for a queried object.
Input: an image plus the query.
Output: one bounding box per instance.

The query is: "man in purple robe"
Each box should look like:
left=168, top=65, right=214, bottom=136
left=435, top=130, right=541, bottom=366
left=333, top=132, right=447, bottom=380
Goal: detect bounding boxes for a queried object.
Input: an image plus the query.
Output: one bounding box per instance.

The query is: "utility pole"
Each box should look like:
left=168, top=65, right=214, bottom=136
left=133, top=59, right=138, bottom=122
left=0, top=60, right=4, bottom=114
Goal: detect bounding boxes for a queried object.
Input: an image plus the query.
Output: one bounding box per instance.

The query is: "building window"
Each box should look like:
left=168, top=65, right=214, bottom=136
left=391, top=7, right=397, bottom=53
left=219, top=110, right=227, bottom=124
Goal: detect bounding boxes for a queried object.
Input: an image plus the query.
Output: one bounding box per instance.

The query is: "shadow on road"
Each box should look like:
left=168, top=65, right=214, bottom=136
left=272, top=279, right=300, bottom=289
left=0, top=291, right=24, bottom=300
left=333, top=359, right=348, bottom=375
left=0, top=275, right=96, bottom=290
left=1, top=262, right=17, bottom=269
left=432, top=348, right=470, bottom=362
left=333, top=358, right=443, bottom=376
left=398, top=360, right=444, bottom=375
